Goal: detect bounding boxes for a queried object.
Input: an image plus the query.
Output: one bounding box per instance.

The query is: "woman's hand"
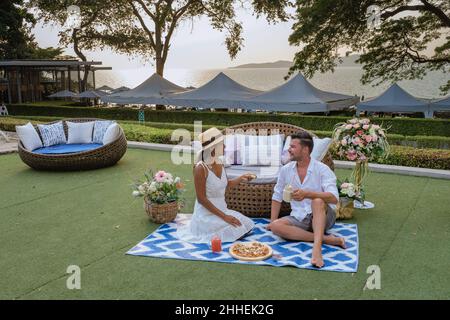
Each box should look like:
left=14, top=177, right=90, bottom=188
left=223, top=215, right=242, bottom=227
left=240, top=173, right=257, bottom=183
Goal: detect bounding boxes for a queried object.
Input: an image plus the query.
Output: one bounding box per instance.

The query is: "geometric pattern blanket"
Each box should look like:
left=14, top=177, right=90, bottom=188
left=127, top=214, right=359, bottom=273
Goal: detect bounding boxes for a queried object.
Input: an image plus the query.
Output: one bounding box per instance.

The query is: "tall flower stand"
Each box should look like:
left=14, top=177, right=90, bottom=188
left=352, top=160, right=375, bottom=209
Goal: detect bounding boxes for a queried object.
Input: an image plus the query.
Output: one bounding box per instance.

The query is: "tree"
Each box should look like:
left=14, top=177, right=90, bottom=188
left=31, top=0, right=292, bottom=78
left=0, top=0, right=62, bottom=59
left=288, top=0, right=450, bottom=94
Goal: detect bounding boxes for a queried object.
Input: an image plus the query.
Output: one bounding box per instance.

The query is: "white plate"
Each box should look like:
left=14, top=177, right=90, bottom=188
left=354, top=200, right=375, bottom=210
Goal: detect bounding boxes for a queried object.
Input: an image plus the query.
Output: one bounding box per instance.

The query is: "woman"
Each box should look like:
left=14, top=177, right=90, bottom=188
left=177, top=127, right=255, bottom=243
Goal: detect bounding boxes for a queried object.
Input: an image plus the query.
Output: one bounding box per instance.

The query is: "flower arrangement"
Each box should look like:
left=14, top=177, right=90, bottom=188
left=337, top=179, right=363, bottom=203
left=336, top=179, right=362, bottom=220
left=332, top=118, right=390, bottom=200
left=332, top=118, right=390, bottom=162
left=132, top=170, right=185, bottom=206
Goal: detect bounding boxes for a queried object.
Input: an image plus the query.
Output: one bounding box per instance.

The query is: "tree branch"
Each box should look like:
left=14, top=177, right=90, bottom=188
left=381, top=5, right=426, bottom=20
left=419, top=0, right=450, bottom=28
left=162, top=0, right=195, bottom=62
left=381, top=1, right=450, bottom=28
left=128, top=1, right=156, bottom=50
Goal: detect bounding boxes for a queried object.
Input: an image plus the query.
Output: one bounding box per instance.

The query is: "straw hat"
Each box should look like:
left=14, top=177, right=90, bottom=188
left=194, top=127, right=224, bottom=164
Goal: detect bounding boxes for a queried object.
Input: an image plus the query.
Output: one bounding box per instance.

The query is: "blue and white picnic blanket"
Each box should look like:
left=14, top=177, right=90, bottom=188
left=127, top=214, right=359, bottom=273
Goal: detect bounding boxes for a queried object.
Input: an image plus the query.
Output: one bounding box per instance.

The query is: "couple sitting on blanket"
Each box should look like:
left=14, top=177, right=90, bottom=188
left=177, top=128, right=346, bottom=268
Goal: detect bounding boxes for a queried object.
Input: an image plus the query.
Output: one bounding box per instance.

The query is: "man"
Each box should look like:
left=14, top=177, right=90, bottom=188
left=267, top=131, right=346, bottom=268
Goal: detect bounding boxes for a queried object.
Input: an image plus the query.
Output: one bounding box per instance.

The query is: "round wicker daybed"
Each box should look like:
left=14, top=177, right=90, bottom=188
left=223, top=121, right=334, bottom=218
left=18, top=118, right=127, bottom=171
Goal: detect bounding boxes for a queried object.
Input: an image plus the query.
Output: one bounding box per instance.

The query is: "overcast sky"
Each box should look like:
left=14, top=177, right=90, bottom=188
left=32, top=6, right=301, bottom=70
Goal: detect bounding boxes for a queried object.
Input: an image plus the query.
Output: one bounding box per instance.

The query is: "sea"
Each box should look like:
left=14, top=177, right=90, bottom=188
left=95, top=67, right=449, bottom=99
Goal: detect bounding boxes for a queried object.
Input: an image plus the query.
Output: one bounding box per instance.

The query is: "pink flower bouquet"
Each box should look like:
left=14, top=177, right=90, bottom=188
left=332, top=118, right=389, bottom=162
left=132, top=170, right=185, bottom=205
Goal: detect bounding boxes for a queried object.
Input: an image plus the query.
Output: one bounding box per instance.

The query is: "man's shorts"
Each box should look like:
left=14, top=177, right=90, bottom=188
left=280, top=205, right=336, bottom=232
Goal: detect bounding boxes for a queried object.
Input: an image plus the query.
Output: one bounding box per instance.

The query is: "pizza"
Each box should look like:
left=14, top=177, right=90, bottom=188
left=229, top=241, right=272, bottom=261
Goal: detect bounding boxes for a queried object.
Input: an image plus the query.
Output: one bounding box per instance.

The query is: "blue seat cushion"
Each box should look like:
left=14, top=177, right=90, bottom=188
left=32, top=143, right=103, bottom=155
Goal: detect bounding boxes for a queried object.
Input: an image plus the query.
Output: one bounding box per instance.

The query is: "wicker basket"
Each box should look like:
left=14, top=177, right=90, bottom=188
left=18, top=118, right=127, bottom=171
left=223, top=122, right=334, bottom=218
left=336, top=197, right=354, bottom=220
left=144, top=197, right=179, bottom=224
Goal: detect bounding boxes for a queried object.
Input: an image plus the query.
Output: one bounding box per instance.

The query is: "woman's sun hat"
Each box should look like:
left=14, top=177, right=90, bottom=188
left=194, top=127, right=224, bottom=164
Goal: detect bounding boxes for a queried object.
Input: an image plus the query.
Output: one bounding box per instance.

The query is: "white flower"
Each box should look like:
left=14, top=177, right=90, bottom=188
left=138, top=184, right=147, bottom=194
left=347, top=189, right=355, bottom=197
left=132, top=191, right=141, bottom=197
left=149, top=181, right=157, bottom=192
left=174, top=177, right=181, bottom=184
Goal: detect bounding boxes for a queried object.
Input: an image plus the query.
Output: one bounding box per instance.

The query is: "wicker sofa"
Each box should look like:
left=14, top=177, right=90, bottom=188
left=18, top=118, right=127, bottom=171
left=223, top=122, right=334, bottom=218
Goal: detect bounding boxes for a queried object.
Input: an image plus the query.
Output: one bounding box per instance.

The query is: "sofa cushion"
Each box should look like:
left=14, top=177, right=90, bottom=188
left=37, top=121, right=67, bottom=147
left=93, top=120, right=114, bottom=144
left=32, top=143, right=103, bottom=155
left=225, top=165, right=280, bottom=184
left=16, top=122, right=43, bottom=151
left=67, top=121, right=95, bottom=144
left=311, top=137, right=332, bottom=161
left=241, top=134, right=284, bottom=166
left=103, top=123, right=121, bottom=145
left=224, top=134, right=242, bottom=165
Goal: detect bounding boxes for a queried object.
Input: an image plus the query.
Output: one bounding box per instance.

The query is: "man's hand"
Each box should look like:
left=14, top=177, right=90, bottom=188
left=266, top=220, right=276, bottom=231
left=292, top=189, right=309, bottom=201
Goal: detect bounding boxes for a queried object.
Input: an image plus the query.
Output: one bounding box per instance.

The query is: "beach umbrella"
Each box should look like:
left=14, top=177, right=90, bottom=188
left=48, top=90, right=78, bottom=98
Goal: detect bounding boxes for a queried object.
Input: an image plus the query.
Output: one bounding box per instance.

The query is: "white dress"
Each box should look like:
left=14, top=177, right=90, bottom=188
left=176, top=163, right=255, bottom=243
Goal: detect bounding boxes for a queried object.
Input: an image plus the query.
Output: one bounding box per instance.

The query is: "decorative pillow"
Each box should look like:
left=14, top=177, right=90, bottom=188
left=93, top=120, right=113, bottom=144
left=311, top=137, right=332, bottom=161
left=241, top=134, right=284, bottom=166
left=281, top=135, right=292, bottom=165
left=103, top=123, right=121, bottom=145
left=224, top=134, right=243, bottom=165
left=16, top=122, right=43, bottom=151
left=37, top=121, right=67, bottom=147
left=67, top=121, right=95, bottom=144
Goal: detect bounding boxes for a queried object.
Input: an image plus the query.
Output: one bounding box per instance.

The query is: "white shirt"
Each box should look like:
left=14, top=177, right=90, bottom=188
left=272, top=159, right=339, bottom=221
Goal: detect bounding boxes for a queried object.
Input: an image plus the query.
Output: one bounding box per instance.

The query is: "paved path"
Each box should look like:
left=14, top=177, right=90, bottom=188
left=0, top=131, right=18, bottom=154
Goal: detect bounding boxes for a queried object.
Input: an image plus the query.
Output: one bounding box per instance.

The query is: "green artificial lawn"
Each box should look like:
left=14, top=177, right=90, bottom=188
left=0, top=149, right=449, bottom=300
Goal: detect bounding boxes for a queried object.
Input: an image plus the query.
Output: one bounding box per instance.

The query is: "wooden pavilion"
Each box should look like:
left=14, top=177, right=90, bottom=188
left=0, top=60, right=111, bottom=103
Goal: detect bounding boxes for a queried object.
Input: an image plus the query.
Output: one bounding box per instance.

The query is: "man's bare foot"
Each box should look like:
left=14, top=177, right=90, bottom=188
left=311, top=248, right=324, bottom=268
left=325, top=235, right=347, bottom=249
left=332, top=236, right=346, bottom=249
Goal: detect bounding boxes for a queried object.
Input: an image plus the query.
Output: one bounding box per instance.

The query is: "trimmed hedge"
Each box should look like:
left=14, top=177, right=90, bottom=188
left=2, top=117, right=449, bottom=170
left=331, top=146, right=450, bottom=170
left=7, top=104, right=450, bottom=137
left=6, top=115, right=450, bottom=149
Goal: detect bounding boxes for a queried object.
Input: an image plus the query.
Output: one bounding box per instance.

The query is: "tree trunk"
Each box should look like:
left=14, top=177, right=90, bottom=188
left=155, top=50, right=165, bottom=110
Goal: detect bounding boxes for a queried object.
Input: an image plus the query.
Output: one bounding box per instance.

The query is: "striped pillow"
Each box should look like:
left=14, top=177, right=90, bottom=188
left=92, top=120, right=113, bottom=144
left=37, top=121, right=67, bottom=147
left=241, top=134, right=284, bottom=166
